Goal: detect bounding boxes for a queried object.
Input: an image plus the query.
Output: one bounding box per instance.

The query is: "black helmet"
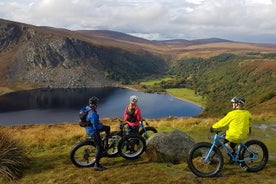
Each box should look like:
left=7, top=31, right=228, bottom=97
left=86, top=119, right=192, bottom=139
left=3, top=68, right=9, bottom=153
left=89, top=96, right=99, bottom=105
left=230, top=96, right=245, bottom=105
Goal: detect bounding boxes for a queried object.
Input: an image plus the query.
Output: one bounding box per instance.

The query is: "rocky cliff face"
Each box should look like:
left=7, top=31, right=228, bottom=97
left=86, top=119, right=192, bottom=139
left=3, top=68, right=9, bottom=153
left=0, top=19, right=166, bottom=88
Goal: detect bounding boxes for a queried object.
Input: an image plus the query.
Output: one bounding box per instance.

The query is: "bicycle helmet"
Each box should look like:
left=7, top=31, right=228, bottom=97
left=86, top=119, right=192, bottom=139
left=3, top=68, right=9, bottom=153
left=230, top=96, right=245, bottom=105
left=89, top=96, right=99, bottom=105
left=129, top=95, right=138, bottom=104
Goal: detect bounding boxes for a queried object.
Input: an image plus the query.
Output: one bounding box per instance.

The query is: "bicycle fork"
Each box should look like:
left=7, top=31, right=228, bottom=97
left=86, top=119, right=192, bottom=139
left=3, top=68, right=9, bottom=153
left=204, top=134, right=221, bottom=163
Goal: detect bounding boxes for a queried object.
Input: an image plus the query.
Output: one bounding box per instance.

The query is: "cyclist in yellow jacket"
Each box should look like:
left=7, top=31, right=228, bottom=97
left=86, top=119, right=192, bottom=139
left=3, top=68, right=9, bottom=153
left=211, top=96, right=252, bottom=154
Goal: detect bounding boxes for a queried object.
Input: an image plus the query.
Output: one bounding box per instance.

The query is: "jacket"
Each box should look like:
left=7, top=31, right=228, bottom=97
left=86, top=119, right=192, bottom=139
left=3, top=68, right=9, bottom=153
left=212, top=109, right=252, bottom=143
left=84, top=106, right=103, bottom=136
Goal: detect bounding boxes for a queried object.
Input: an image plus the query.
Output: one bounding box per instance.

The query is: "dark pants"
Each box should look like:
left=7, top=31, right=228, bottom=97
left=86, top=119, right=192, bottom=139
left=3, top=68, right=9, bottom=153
left=128, top=125, right=139, bottom=134
left=93, top=131, right=103, bottom=166
left=224, top=139, right=237, bottom=153
left=101, top=125, right=110, bottom=136
left=93, top=125, right=110, bottom=166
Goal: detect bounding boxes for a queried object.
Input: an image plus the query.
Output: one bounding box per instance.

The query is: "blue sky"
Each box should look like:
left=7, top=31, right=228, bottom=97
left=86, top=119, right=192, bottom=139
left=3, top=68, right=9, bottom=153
left=1, top=0, right=276, bottom=44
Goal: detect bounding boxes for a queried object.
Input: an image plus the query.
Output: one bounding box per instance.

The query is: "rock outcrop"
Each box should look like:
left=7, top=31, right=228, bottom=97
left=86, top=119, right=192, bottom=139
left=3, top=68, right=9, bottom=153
left=145, top=129, right=195, bottom=164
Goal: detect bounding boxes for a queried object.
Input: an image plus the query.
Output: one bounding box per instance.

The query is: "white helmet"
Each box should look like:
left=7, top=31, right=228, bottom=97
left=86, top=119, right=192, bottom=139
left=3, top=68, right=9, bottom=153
left=129, top=95, right=138, bottom=104
left=230, top=96, right=245, bottom=105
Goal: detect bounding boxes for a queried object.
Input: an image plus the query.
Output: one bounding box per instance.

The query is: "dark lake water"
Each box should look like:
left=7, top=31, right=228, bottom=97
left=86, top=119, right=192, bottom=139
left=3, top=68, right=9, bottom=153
left=0, top=87, right=203, bottom=126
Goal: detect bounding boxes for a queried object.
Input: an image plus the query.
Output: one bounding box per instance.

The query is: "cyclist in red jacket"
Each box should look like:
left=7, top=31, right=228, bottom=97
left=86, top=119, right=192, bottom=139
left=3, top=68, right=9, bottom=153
left=124, top=95, right=142, bottom=134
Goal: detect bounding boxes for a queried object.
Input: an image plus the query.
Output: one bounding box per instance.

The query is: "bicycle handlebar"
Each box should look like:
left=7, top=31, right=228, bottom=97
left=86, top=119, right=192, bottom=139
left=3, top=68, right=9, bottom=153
left=210, top=127, right=222, bottom=134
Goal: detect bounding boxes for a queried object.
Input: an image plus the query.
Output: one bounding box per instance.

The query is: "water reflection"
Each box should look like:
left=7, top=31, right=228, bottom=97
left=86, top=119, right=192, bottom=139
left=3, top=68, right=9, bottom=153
left=0, top=87, right=203, bottom=125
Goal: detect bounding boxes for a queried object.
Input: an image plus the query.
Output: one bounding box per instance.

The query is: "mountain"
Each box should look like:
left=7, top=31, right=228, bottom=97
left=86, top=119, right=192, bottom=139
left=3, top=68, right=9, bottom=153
left=76, top=30, right=153, bottom=44
left=0, top=19, right=167, bottom=88
left=0, top=18, right=275, bottom=116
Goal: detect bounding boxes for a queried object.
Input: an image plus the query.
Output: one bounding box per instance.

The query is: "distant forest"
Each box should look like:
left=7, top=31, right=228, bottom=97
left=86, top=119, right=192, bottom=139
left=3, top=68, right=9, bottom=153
left=141, top=53, right=276, bottom=116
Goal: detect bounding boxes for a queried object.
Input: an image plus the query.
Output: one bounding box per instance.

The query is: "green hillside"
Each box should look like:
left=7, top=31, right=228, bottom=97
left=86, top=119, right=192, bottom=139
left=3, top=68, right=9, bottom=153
left=165, top=53, right=276, bottom=117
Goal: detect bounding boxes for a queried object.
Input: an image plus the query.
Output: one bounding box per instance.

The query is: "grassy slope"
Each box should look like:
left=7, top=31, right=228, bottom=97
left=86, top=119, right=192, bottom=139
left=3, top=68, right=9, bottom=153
left=0, top=118, right=275, bottom=184
left=139, top=78, right=207, bottom=107
left=164, top=88, right=206, bottom=107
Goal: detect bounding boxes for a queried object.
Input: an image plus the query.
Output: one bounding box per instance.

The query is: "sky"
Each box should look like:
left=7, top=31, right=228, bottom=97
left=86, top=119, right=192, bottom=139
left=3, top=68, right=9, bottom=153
left=1, top=0, right=276, bottom=44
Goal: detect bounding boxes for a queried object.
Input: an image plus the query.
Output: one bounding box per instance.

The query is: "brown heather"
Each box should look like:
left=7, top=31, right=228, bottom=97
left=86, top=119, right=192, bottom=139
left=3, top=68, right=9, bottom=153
left=0, top=117, right=275, bottom=184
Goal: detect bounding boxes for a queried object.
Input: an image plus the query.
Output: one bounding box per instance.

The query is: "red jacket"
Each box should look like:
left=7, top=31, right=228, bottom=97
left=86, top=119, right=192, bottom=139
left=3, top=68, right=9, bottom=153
left=124, top=104, right=142, bottom=127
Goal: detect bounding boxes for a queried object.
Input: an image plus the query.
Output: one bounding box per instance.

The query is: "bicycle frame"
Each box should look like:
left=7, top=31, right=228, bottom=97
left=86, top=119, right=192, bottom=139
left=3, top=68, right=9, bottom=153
left=139, top=120, right=148, bottom=135
left=206, top=132, right=258, bottom=163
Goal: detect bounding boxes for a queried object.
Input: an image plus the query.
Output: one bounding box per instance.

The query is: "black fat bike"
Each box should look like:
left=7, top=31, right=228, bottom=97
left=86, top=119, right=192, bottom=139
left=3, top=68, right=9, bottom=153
left=70, top=122, right=146, bottom=167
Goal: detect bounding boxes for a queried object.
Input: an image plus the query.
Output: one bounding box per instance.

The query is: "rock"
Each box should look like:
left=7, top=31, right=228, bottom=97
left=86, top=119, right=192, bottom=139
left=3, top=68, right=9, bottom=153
left=145, top=129, right=195, bottom=164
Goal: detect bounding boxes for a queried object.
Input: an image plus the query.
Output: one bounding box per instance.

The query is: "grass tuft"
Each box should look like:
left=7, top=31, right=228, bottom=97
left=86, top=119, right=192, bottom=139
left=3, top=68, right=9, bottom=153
left=0, top=130, right=30, bottom=181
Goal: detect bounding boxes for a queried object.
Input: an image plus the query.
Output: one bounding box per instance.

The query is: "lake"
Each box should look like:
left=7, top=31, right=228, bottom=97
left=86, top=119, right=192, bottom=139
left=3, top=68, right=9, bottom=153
left=0, top=87, right=203, bottom=126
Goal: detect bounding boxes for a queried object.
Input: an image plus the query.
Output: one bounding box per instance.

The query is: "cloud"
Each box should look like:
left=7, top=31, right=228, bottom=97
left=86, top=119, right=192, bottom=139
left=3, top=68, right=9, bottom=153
left=1, top=0, right=276, bottom=43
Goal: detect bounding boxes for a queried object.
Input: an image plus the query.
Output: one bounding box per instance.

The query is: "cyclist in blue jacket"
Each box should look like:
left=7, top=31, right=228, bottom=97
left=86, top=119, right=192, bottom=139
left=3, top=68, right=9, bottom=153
left=85, top=96, right=110, bottom=171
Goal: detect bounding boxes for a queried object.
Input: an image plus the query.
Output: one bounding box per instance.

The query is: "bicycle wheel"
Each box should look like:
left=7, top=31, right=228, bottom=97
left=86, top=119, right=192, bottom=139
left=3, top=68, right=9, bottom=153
left=187, top=142, right=224, bottom=177
left=70, top=140, right=96, bottom=167
left=118, top=134, right=146, bottom=159
left=106, top=131, right=122, bottom=157
left=139, top=127, right=158, bottom=140
left=239, top=140, right=269, bottom=172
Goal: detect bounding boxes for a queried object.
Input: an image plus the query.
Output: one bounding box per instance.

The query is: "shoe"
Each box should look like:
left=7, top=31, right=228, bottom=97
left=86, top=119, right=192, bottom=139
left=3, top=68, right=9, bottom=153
left=94, top=164, right=106, bottom=171
left=240, top=163, right=248, bottom=171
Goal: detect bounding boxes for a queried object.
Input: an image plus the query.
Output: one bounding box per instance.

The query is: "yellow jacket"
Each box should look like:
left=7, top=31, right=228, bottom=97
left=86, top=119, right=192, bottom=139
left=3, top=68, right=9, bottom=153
left=212, top=109, right=252, bottom=143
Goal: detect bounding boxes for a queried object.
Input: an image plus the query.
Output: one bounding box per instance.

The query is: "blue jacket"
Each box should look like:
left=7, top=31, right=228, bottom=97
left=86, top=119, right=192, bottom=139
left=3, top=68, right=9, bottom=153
left=84, top=106, right=103, bottom=136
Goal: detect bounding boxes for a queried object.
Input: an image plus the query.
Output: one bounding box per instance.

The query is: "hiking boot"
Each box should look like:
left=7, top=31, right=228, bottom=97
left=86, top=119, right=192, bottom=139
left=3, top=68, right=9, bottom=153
left=94, top=164, right=106, bottom=171
left=240, top=163, right=248, bottom=171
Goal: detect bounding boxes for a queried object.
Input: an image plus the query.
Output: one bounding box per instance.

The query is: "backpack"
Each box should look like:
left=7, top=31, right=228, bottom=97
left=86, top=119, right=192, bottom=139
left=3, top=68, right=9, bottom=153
left=79, top=107, right=93, bottom=127
left=126, top=108, right=138, bottom=122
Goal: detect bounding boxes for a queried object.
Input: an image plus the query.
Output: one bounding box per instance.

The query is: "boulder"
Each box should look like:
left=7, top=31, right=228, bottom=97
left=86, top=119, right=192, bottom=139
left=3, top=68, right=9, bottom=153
left=145, top=129, right=195, bottom=164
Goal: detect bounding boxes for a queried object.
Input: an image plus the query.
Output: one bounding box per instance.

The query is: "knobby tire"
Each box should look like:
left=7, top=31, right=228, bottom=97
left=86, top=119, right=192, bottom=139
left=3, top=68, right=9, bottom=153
left=187, top=142, right=224, bottom=177
left=239, top=139, right=269, bottom=172
left=70, top=140, right=96, bottom=167
left=118, top=134, right=146, bottom=159
left=139, top=127, right=158, bottom=140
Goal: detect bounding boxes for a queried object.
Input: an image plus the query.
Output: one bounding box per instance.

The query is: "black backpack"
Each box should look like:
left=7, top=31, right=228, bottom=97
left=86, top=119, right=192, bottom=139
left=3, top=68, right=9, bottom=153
left=126, top=108, right=138, bottom=122
left=79, top=107, right=93, bottom=127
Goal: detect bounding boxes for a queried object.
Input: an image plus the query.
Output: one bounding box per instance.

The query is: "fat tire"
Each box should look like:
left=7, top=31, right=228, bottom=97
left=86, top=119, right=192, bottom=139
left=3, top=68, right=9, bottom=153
left=70, top=140, right=96, bottom=167
left=187, top=142, right=224, bottom=177
left=118, top=134, right=146, bottom=159
left=139, top=127, right=158, bottom=140
left=239, top=140, right=268, bottom=172
left=105, top=131, right=122, bottom=157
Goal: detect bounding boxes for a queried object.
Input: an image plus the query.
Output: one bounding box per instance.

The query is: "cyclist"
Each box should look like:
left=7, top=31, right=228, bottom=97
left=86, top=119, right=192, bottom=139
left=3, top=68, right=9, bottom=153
left=85, top=96, right=110, bottom=171
left=211, top=96, right=252, bottom=159
left=124, top=95, right=142, bottom=134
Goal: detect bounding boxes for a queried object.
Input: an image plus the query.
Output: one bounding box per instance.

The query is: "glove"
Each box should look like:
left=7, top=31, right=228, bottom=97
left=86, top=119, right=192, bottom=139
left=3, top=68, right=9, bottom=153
left=210, top=127, right=215, bottom=133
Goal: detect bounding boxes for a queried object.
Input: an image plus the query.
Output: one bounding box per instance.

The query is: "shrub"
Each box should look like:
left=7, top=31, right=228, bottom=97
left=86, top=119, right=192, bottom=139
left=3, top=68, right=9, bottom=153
left=0, top=130, right=30, bottom=181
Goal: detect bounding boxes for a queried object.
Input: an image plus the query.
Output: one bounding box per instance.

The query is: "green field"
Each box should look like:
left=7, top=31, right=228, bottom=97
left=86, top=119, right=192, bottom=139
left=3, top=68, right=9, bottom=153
left=166, top=88, right=206, bottom=107
left=139, top=78, right=206, bottom=107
